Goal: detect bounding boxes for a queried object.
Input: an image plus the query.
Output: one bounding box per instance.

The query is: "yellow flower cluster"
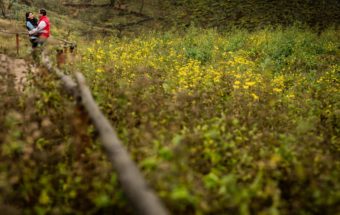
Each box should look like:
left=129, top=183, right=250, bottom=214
left=229, top=69, right=264, bottom=102
left=177, top=59, right=203, bottom=90
left=79, top=31, right=338, bottom=107
left=226, top=54, right=256, bottom=73
left=271, top=75, right=285, bottom=93
left=175, top=60, right=223, bottom=92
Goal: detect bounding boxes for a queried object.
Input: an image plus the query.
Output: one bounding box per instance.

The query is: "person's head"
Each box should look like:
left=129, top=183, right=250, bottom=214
left=39, top=9, right=47, bottom=18
left=25, top=12, right=34, bottom=20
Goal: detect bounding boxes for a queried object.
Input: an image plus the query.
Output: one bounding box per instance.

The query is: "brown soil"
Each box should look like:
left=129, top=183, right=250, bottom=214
left=0, top=54, right=37, bottom=92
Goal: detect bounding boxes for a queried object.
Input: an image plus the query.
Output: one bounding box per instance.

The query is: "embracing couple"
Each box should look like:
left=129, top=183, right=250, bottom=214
left=25, top=9, right=50, bottom=49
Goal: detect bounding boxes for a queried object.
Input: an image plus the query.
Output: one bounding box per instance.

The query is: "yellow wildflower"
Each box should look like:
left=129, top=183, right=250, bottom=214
left=96, top=68, right=104, bottom=73
left=245, top=81, right=256, bottom=87
left=251, top=93, right=259, bottom=101
left=287, top=93, right=295, bottom=99
left=273, top=88, right=283, bottom=93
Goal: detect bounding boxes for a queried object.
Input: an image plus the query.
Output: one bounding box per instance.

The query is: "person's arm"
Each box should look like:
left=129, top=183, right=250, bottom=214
left=26, top=21, right=35, bottom=31
left=29, top=21, right=47, bottom=35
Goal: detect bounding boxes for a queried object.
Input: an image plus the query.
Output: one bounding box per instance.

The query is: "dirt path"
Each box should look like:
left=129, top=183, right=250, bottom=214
left=0, top=54, right=37, bottom=92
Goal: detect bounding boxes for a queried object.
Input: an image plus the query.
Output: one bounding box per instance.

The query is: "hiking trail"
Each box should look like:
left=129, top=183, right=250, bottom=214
left=0, top=54, right=38, bottom=92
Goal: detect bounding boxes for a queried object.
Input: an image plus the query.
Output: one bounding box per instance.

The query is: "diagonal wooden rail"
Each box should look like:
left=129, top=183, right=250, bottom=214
left=0, top=28, right=76, bottom=55
left=0, top=28, right=168, bottom=213
left=0, top=28, right=76, bottom=43
left=41, top=52, right=169, bottom=215
left=0, top=29, right=27, bottom=55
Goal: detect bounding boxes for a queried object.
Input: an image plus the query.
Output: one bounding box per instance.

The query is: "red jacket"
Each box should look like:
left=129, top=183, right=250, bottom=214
left=38, top=16, right=50, bottom=38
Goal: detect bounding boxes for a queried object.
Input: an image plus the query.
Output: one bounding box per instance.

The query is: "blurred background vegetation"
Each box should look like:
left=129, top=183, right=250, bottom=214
left=0, top=0, right=339, bottom=215
left=1, top=0, right=339, bottom=37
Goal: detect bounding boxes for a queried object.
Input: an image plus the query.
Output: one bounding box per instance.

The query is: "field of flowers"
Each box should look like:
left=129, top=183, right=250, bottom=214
left=75, top=26, right=340, bottom=214
left=0, top=26, right=339, bottom=214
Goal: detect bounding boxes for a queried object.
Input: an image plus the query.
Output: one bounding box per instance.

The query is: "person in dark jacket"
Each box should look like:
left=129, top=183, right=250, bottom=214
left=29, top=9, right=51, bottom=47
left=25, top=12, right=38, bottom=48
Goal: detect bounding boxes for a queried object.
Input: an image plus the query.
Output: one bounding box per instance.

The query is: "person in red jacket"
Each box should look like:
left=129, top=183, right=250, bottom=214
left=29, top=9, right=50, bottom=47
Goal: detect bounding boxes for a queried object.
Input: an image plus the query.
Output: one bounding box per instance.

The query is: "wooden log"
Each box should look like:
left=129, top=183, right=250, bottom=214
left=41, top=53, right=168, bottom=215
left=56, top=48, right=66, bottom=68
left=41, top=52, right=78, bottom=96
left=63, top=3, right=110, bottom=8
left=0, top=29, right=27, bottom=35
left=0, top=29, right=76, bottom=47
left=16, top=33, right=19, bottom=55
left=51, top=36, right=75, bottom=45
left=62, top=3, right=151, bottom=19
left=74, top=72, right=168, bottom=215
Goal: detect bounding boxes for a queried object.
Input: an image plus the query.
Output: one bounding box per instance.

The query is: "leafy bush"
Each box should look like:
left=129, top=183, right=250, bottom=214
left=1, top=26, right=339, bottom=214
left=75, top=26, right=340, bottom=214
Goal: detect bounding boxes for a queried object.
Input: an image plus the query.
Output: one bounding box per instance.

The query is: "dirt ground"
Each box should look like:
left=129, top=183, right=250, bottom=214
left=0, top=54, right=37, bottom=92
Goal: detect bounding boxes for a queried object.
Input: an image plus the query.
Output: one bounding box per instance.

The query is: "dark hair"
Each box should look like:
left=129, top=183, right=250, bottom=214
left=25, top=12, right=31, bottom=20
left=39, top=9, right=47, bottom=16
left=25, top=11, right=38, bottom=30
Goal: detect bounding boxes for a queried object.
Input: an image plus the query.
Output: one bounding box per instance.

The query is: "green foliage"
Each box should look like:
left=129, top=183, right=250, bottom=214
left=172, top=0, right=340, bottom=30
left=73, top=26, right=339, bottom=214
left=0, top=69, right=129, bottom=214
left=1, top=26, right=339, bottom=214
left=181, top=27, right=215, bottom=63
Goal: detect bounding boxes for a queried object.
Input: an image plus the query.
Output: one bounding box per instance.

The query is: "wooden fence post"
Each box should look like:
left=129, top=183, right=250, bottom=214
left=16, top=33, right=19, bottom=55
left=56, top=48, right=66, bottom=68
left=69, top=44, right=77, bottom=64
left=64, top=45, right=68, bottom=64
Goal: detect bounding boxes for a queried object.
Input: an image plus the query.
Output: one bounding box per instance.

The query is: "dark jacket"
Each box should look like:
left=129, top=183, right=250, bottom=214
left=26, top=18, right=38, bottom=39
